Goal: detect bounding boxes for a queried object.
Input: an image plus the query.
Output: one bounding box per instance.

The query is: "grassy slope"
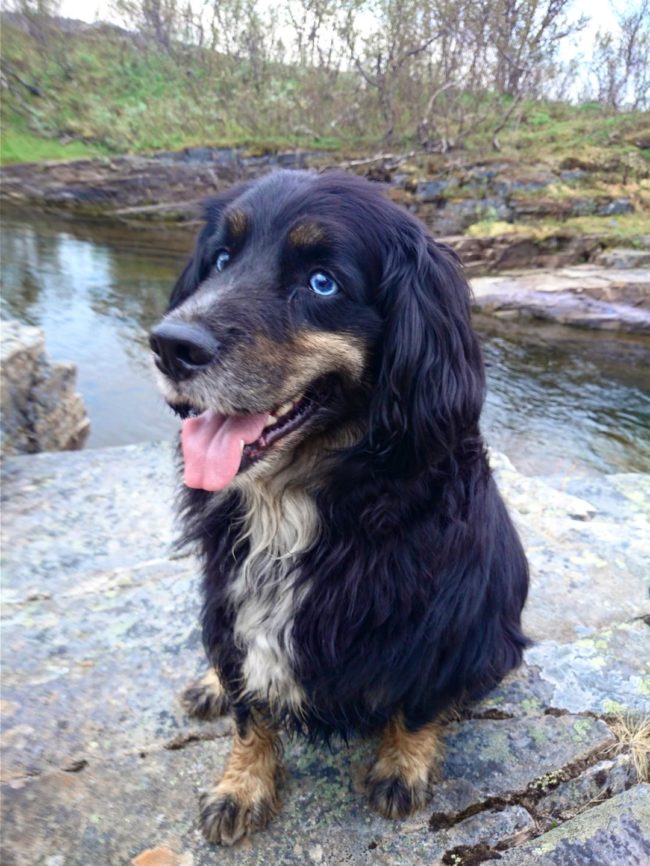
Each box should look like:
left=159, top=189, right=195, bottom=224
left=1, top=113, right=107, bottom=162
left=0, top=19, right=351, bottom=162
left=1, top=17, right=649, bottom=243
left=2, top=18, right=648, bottom=161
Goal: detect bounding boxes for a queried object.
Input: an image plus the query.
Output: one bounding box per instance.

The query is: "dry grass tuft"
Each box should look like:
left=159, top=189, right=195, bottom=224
left=610, top=714, right=650, bottom=782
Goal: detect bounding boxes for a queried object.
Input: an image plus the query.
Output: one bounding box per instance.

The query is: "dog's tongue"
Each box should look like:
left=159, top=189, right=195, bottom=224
left=181, top=410, right=268, bottom=491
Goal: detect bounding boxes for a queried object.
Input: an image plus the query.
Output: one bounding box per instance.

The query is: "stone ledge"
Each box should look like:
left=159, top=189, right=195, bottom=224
left=1, top=442, right=648, bottom=864
left=471, top=265, right=650, bottom=333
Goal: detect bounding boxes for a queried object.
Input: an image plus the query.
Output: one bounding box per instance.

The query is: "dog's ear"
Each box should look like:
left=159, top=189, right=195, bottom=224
left=168, top=184, right=250, bottom=311
left=368, top=223, right=485, bottom=474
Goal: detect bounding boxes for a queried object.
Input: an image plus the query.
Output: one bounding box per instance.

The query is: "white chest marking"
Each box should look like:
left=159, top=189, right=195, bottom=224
left=229, top=481, right=318, bottom=712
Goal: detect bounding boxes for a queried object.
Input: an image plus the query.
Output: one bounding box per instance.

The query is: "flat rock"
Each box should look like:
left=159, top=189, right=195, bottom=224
left=0, top=442, right=177, bottom=601
left=524, top=620, right=650, bottom=716
left=594, top=248, right=650, bottom=269
left=535, top=755, right=637, bottom=823
left=471, top=265, right=650, bottom=333
left=430, top=715, right=614, bottom=817
left=1, top=442, right=649, bottom=864
left=491, top=453, right=650, bottom=640
left=497, top=784, right=650, bottom=865
left=6, top=713, right=613, bottom=865
left=0, top=558, right=218, bottom=781
left=474, top=619, right=650, bottom=719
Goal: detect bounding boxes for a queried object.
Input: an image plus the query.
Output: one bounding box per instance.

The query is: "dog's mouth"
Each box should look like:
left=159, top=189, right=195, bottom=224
left=171, top=377, right=333, bottom=492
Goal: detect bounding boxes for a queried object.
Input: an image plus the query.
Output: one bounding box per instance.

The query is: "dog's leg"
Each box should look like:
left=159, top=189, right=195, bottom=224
left=181, top=668, right=230, bottom=720
left=366, top=713, right=441, bottom=819
left=199, top=709, right=282, bottom=845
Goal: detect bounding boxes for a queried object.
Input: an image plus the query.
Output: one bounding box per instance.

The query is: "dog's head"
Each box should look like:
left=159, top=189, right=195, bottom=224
left=150, top=170, right=485, bottom=491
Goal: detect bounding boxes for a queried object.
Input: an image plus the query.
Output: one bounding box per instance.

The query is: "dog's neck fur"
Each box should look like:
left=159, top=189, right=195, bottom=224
left=232, top=418, right=364, bottom=562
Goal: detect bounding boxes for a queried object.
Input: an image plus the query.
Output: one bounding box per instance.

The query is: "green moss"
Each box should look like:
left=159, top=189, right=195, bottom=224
left=572, top=718, right=593, bottom=743
left=603, top=699, right=627, bottom=714
left=466, top=212, right=650, bottom=244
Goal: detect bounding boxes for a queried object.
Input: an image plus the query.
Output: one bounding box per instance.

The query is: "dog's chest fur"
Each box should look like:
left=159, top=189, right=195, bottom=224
left=228, top=478, right=318, bottom=711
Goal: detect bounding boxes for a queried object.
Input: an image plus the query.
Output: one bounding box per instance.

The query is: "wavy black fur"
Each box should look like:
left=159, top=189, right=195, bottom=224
left=166, top=170, right=529, bottom=741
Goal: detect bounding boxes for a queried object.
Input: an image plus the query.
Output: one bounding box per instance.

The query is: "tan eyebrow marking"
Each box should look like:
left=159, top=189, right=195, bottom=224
left=288, top=222, right=327, bottom=247
left=226, top=209, right=248, bottom=240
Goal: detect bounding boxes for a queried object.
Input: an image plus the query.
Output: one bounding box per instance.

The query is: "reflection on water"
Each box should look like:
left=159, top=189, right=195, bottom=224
left=1, top=210, right=648, bottom=475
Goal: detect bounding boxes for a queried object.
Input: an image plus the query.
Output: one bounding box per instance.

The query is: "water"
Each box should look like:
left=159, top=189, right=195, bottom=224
left=2, top=209, right=649, bottom=476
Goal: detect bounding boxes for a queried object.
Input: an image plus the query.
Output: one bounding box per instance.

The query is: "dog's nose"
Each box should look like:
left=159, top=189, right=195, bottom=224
left=149, top=321, right=219, bottom=380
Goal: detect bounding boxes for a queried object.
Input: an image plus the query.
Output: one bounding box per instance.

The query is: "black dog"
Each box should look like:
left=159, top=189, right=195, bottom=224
left=150, top=170, right=529, bottom=845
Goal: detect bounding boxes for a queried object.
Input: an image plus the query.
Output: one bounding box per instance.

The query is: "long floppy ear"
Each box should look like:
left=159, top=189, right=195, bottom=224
left=167, top=183, right=251, bottom=311
left=368, top=222, right=485, bottom=475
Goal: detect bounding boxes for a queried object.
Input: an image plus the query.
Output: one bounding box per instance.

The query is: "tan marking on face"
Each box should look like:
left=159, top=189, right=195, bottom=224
left=155, top=325, right=368, bottom=459
left=208, top=329, right=367, bottom=415
left=287, top=331, right=367, bottom=386
left=288, top=222, right=327, bottom=247
left=226, top=208, right=248, bottom=241
left=200, top=716, right=282, bottom=844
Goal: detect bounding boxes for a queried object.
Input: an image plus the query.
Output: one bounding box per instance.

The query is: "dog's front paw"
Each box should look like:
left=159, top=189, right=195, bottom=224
left=199, top=787, right=278, bottom=845
left=181, top=669, right=230, bottom=720
left=365, top=769, right=432, bottom=819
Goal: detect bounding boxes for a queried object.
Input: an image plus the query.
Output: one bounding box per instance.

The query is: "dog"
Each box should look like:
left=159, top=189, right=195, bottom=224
left=149, top=169, right=529, bottom=846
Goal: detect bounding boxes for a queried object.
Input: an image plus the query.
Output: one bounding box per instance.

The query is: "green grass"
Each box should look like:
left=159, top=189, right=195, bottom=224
left=1, top=113, right=107, bottom=163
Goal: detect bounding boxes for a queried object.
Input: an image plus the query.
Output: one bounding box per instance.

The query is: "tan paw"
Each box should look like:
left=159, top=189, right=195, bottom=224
left=365, top=767, right=432, bottom=819
left=199, top=716, right=282, bottom=844
left=199, top=787, right=278, bottom=845
left=365, top=714, right=440, bottom=819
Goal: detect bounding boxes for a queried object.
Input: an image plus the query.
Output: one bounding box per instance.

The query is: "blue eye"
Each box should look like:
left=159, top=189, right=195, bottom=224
left=309, top=271, right=339, bottom=296
left=215, top=250, right=230, bottom=272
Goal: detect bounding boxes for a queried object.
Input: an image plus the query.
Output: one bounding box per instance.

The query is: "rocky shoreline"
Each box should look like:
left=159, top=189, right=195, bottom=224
left=2, top=146, right=648, bottom=271
left=1, top=442, right=648, bottom=865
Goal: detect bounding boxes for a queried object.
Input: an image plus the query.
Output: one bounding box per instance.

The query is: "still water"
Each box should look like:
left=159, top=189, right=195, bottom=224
left=2, top=209, right=648, bottom=475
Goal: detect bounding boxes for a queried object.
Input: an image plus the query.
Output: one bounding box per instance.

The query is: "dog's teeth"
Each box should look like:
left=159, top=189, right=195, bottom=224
left=264, top=414, right=277, bottom=428
left=277, top=401, right=294, bottom=417
left=240, top=439, right=245, bottom=453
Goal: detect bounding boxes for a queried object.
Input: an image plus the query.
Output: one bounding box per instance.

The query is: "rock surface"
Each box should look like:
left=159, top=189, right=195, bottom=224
left=593, top=247, right=650, bottom=269
left=0, top=319, right=90, bottom=455
left=1, top=442, right=648, bottom=865
left=447, top=231, right=605, bottom=274
left=471, top=264, right=650, bottom=333
left=497, top=785, right=650, bottom=865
